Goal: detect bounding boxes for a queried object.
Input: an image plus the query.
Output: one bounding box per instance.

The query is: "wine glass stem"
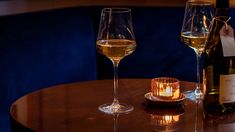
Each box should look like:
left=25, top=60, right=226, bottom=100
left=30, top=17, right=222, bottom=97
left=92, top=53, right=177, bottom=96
left=196, top=52, right=201, bottom=91
left=195, top=51, right=204, bottom=99
left=112, top=60, right=120, bottom=107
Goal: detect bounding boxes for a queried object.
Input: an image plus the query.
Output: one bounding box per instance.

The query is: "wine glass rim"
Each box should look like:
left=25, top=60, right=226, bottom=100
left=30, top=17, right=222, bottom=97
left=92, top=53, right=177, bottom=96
left=102, top=8, right=131, bottom=13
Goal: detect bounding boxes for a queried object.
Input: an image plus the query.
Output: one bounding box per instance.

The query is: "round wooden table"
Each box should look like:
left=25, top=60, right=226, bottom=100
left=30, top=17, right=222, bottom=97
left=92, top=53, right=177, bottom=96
left=10, top=79, right=235, bottom=132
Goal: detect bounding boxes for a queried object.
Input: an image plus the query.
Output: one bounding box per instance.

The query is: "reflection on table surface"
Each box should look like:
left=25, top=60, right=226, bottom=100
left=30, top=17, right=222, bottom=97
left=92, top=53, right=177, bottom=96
left=10, top=79, right=235, bottom=132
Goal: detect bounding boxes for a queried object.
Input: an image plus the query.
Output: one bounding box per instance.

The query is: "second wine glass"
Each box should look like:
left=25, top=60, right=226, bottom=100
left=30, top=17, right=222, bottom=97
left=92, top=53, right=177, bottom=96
left=96, top=8, right=136, bottom=114
left=181, top=1, right=214, bottom=100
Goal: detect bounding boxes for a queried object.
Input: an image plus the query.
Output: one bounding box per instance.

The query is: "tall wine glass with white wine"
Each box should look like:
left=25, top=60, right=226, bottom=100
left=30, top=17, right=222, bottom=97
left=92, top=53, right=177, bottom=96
left=181, top=1, right=214, bottom=100
left=96, top=8, right=136, bottom=114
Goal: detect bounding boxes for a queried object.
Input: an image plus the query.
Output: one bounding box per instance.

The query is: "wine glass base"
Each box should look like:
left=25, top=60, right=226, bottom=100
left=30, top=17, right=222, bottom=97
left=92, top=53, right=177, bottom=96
left=184, top=90, right=204, bottom=101
left=99, top=103, right=134, bottom=114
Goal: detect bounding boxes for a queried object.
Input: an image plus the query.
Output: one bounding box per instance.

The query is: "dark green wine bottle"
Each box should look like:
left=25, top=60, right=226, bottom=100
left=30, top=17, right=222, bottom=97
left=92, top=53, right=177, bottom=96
left=203, top=0, right=235, bottom=114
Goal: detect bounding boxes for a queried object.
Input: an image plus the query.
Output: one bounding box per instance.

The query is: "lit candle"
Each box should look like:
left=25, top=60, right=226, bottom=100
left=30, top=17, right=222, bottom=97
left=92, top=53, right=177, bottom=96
left=151, top=77, right=180, bottom=100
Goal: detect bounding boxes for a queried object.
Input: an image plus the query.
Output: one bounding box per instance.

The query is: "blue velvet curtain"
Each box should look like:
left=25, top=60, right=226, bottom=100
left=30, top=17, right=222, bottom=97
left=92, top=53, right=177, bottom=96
left=0, top=7, right=97, bottom=132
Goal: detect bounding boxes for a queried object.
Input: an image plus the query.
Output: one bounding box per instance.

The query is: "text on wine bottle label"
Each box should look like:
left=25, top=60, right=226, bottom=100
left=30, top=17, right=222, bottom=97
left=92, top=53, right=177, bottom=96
left=219, top=123, right=235, bottom=131
left=220, top=74, right=235, bottom=103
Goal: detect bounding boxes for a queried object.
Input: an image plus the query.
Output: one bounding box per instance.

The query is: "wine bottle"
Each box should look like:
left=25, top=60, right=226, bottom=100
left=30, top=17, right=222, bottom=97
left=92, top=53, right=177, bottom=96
left=203, top=0, right=235, bottom=114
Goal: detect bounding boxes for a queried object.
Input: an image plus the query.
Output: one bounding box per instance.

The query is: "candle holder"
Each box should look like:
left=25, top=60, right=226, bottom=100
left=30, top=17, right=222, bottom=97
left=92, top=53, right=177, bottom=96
left=145, top=77, right=185, bottom=107
left=151, top=77, right=180, bottom=100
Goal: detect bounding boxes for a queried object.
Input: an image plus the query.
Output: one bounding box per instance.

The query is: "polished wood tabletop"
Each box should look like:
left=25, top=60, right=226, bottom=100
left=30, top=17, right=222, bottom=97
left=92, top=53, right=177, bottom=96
left=10, top=79, right=235, bottom=132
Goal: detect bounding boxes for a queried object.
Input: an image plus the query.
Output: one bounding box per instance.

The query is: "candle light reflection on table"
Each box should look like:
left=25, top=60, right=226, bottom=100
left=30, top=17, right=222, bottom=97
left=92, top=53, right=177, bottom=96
left=145, top=106, right=185, bottom=132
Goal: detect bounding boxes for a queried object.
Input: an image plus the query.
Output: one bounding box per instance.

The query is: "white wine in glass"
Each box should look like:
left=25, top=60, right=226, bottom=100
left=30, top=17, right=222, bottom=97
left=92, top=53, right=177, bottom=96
left=96, top=39, right=136, bottom=61
left=181, top=32, right=208, bottom=54
left=96, top=8, right=136, bottom=114
left=180, top=1, right=214, bottom=100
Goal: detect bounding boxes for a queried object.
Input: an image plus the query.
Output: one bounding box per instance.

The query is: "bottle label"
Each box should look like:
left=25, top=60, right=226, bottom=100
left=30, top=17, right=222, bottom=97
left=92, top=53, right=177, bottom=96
left=219, top=123, right=235, bottom=131
left=220, top=25, right=235, bottom=57
left=220, top=74, right=235, bottom=103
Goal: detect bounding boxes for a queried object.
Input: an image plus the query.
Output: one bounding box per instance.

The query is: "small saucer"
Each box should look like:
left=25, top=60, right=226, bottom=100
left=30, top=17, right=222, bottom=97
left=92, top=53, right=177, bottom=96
left=144, top=92, right=185, bottom=106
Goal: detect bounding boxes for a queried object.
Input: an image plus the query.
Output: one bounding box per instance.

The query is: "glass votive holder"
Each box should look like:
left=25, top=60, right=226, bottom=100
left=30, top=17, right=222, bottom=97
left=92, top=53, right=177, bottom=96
left=151, top=77, right=180, bottom=100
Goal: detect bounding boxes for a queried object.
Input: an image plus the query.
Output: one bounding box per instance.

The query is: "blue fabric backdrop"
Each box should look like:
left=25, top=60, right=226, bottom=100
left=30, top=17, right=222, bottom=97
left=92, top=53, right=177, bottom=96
left=0, top=7, right=97, bottom=132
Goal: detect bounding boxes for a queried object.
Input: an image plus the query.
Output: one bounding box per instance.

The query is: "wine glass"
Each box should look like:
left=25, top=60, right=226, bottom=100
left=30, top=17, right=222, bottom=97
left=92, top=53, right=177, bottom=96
left=96, top=8, right=136, bottom=114
left=180, top=1, right=213, bottom=100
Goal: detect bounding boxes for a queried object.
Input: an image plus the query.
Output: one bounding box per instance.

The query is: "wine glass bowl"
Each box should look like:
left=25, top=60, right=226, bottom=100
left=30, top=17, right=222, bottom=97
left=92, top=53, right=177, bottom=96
left=181, top=32, right=208, bottom=54
left=96, top=8, right=136, bottom=114
left=180, top=1, right=214, bottom=100
left=181, top=1, right=213, bottom=55
left=96, top=39, right=136, bottom=62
